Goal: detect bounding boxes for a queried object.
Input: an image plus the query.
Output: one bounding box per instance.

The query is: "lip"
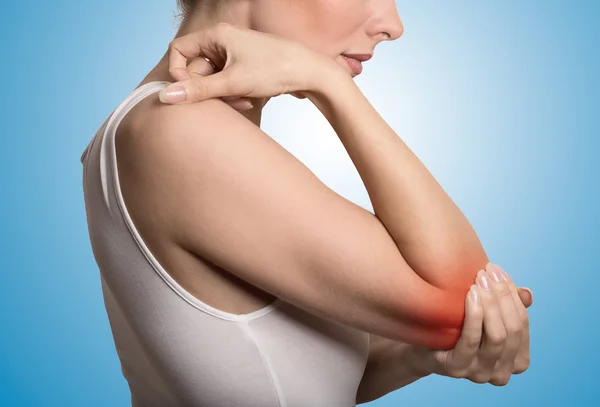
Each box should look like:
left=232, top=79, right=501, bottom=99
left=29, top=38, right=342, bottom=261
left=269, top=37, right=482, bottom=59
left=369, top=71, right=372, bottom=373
left=342, top=53, right=373, bottom=62
left=341, top=55, right=364, bottom=75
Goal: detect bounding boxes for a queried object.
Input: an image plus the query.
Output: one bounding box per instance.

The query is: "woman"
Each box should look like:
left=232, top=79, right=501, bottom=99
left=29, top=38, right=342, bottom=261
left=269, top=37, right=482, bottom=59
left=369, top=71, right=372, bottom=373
left=80, top=1, right=533, bottom=405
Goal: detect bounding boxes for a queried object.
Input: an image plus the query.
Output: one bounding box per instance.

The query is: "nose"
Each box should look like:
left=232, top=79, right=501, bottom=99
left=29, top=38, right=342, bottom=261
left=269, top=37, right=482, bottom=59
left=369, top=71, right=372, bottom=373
left=367, top=0, right=404, bottom=41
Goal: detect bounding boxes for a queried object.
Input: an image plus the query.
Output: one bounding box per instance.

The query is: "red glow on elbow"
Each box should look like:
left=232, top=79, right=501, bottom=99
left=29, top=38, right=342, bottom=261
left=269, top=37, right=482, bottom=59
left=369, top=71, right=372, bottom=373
left=390, top=261, right=483, bottom=350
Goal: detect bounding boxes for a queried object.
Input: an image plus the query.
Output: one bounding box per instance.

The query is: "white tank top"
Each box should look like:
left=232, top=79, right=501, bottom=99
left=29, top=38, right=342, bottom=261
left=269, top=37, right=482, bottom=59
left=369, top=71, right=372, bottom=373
left=80, top=81, right=370, bottom=407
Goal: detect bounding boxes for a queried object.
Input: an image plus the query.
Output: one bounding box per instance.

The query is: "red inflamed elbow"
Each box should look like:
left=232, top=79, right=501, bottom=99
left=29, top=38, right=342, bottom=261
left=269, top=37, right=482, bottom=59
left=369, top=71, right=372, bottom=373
left=388, top=266, right=478, bottom=350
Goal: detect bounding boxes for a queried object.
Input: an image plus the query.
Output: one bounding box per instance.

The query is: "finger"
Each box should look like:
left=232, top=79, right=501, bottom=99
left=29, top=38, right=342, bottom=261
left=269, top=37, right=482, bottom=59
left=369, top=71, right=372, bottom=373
left=484, top=264, right=522, bottom=385
left=513, top=319, right=530, bottom=375
left=445, top=285, right=483, bottom=373
left=187, top=57, right=217, bottom=77
left=475, top=269, right=507, bottom=373
left=290, top=91, right=308, bottom=99
left=167, top=26, right=228, bottom=82
left=489, top=264, right=531, bottom=374
left=224, top=98, right=254, bottom=111
left=159, top=70, right=240, bottom=104
left=221, top=95, right=254, bottom=106
left=517, top=287, right=533, bottom=308
left=185, top=57, right=251, bottom=110
left=221, top=95, right=243, bottom=101
left=485, top=263, right=530, bottom=311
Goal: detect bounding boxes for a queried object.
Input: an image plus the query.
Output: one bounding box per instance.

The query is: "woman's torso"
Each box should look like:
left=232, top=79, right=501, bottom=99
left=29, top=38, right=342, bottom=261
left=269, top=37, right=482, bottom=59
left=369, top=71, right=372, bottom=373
left=80, top=81, right=370, bottom=407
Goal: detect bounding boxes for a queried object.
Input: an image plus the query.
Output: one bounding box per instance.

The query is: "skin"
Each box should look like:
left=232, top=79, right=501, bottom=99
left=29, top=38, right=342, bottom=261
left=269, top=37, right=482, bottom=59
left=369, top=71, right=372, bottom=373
left=136, top=0, right=532, bottom=387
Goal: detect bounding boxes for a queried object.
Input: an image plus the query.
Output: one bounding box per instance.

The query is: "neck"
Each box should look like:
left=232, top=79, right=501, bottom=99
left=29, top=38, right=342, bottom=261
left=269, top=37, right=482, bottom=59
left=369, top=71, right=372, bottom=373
left=140, top=0, right=270, bottom=127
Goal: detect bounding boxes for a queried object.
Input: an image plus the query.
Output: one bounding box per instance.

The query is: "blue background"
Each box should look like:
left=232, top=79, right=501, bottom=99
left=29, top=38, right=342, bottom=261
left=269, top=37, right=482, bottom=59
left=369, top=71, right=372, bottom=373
left=1, top=0, right=598, bottom=405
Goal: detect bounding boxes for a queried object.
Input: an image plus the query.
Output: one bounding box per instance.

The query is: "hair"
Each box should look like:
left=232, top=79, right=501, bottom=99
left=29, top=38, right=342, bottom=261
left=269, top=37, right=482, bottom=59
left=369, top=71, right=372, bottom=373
left=176, top=0, right=193, bottom=14
left=177, top=0, right=196, bottom=18
left=176, top=0, right=197, bottom=20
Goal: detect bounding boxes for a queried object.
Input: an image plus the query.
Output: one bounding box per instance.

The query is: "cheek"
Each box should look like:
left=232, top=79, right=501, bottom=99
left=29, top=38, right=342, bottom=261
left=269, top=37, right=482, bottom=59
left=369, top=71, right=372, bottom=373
left=306, top=0, right=368, bottom=49
left=253, top=0, right=367, bottom=56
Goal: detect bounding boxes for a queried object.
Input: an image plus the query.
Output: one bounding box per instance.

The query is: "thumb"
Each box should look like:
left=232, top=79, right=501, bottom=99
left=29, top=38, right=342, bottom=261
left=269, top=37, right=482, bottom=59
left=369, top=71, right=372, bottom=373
left=517, top=287, right=534, bottom=308
left=159, top=71, right=234, bottom=104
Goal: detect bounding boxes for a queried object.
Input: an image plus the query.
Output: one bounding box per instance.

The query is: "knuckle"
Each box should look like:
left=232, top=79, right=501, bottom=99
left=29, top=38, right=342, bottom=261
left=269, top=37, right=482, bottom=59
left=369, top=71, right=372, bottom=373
left=168, top=38, right=180, bottom=51
left=487, top=332, right=507, bottom=346
left=521, top=311, right=530, bottom=325
left=469, top=373, right=490, bottom=384
left=505, top=320, right=523, bottom=336
left=224, top=74, right=242, bottom=94
left=448, top=368, right=468, bottom=379
left=513, top=357, right=530, bottom=374
left=191, top=80, right=207, bottom=100
left=513, top=364, right=527, bottom=375
left=490, top=372, right=511, bottom=386
left=445, top=357, right=473, bottom=376
left=494, top=282, right=513, bottom=298
left=463, top=334, right=481, bottom=348
left=468, top=305, right=484, bottom=319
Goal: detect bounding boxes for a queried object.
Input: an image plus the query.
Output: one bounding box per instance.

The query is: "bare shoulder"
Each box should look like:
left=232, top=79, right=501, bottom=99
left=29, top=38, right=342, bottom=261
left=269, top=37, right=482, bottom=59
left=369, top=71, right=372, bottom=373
left=117, top=91, right=245, bottom=157
left=114, top=92, right=255, bottom=241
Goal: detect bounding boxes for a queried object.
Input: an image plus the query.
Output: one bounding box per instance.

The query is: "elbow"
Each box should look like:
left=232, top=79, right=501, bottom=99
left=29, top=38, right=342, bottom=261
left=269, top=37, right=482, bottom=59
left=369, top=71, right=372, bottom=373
left=421, top=245, right=490, bottom=292
left=384, top=254, right=489, bottom=350
left=388, top=312, right=464, bottom=350
left=387, top=271, right=472, bottom=350
left=388, top=308, right=464, bottom=350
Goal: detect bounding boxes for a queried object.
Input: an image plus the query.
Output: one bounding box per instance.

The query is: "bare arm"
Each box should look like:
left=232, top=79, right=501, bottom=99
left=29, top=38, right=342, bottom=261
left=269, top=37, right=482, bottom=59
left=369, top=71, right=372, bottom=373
left=309, top=69, right=488, bottom=289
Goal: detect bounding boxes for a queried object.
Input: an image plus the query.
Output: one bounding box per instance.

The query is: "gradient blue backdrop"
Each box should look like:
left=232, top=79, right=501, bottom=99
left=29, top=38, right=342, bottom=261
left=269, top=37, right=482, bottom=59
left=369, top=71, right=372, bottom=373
left=1, top=0, right=598, bottom=406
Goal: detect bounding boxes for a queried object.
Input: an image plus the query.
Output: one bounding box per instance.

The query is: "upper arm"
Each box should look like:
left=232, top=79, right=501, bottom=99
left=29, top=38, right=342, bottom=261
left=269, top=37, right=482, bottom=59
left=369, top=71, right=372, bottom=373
left=120, top=96, right=464, bottom=347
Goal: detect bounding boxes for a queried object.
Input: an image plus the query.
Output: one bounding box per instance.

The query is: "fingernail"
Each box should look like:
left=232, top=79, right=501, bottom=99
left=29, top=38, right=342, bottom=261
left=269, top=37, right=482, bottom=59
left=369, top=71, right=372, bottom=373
left=159, top=85, right=186, bottom=103
left=478, top=273, right=491, bottom=290
left=489, top=265, right=507, bottom=283
left=240, top=100, right=254, bottom=110
left=493, top=264, right=511, bottom=281
left=523, top=287, right=533, bottom=302
left=470, top=285, right=479, bottom=305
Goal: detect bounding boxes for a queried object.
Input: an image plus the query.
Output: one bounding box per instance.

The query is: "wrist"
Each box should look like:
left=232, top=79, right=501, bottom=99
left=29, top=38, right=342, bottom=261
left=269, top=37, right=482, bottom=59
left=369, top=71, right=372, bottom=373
left=406, top=345, right=434, bottom=378
left=357, top=341, right=430, bottom=404
left=304, top=56, right=353, bottom=103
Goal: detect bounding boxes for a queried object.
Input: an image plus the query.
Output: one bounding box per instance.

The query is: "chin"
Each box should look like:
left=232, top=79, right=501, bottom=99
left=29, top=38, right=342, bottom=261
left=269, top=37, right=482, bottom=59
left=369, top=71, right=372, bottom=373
left=334, top=58, right=356, bottom=78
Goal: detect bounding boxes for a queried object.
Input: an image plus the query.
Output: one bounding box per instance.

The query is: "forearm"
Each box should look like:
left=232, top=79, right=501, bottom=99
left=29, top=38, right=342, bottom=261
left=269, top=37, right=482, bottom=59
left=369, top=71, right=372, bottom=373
left=356, top=335, right=429, bottom=404
left=309, top=71, right=488, bottom=289
left=307, top=68, right=487, bottom=349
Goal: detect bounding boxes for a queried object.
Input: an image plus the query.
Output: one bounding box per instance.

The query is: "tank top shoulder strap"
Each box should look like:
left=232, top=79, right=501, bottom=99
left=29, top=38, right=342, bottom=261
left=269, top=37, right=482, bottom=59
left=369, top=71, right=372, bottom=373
left=80, top=81, right=172, bottom=165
